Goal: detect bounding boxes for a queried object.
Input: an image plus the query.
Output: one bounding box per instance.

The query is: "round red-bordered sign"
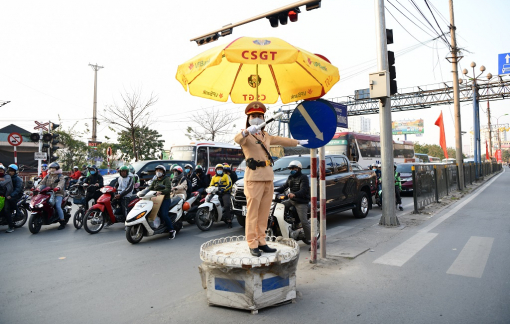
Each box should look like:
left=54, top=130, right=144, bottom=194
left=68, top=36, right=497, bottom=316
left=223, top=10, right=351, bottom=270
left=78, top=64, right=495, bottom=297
left=8, top=132, right=23, bottom=146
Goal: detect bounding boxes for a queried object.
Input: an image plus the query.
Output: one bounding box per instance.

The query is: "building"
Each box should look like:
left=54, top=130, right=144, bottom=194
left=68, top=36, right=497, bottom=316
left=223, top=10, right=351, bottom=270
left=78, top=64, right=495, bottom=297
left=0, top=124, right=39, bottom=170
left=348, top=116, right=371, bottom=134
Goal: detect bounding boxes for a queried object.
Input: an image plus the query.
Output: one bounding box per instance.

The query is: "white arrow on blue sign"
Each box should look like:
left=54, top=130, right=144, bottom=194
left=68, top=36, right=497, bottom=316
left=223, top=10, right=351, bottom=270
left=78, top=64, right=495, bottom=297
left=498, top=53, right=510, bottom=75
left=289, top=100, right=337, bottom=149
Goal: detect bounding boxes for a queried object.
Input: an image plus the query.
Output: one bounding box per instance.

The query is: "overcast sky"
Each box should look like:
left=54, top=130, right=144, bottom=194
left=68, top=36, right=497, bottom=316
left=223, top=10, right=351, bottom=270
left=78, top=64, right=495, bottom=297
left=2, top=0, right=509, bottom=151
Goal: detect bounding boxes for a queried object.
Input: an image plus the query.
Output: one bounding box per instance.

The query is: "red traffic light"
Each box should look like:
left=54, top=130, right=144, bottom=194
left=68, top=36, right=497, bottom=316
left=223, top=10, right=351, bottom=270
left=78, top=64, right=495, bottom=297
left=289, top=10, right=298, bottom=22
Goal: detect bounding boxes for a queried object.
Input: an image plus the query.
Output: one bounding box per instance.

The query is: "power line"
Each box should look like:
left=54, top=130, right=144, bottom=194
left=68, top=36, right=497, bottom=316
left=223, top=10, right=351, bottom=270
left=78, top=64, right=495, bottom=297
left=423, top=0, right=452, bottom=49
left=387, top=0, right=436, bottom=38
left=394, top=0, right=438, bottom=35
left=408, top=0, right=450, bottom=49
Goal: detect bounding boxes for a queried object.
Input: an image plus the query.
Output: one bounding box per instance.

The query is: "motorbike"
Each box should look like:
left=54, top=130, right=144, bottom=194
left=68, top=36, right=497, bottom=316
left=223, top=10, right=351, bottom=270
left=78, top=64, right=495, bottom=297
left=182, top=191, right=200, bottom=224
left=28, top=187, right=72, bottom=234
left=195, top=186, right=234, bottom=231
left=0, top=193, right=29, bottom=229
left=266, top=192, right=319, bottom=245
left=83, top=186, right=140, bottom=234
left=125, top=187, right=186, bottom=244
left=69, top=181, right=90, bottom=229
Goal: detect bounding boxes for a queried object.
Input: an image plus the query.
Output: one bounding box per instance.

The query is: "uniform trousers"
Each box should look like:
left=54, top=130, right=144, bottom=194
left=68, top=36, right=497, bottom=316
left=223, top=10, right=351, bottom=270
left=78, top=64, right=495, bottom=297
left=244, top=180, right=273, bottom=249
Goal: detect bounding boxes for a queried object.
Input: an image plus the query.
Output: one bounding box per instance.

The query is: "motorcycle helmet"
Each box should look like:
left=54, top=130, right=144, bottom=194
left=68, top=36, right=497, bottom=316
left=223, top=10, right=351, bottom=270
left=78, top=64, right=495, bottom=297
left=223, top=164, right=231, bottom=172
left=128, top=165, right=135, bottom=174
left=155, top=165, right=167, bottom=174
left=184, top=164, right=193, bottom=174
left=0, top=165, right=6, bottom=175
left=119, top=165, right=130, bottom=178
left=215, top=164, right=224, bottom=176
left=49, top=162, right=60, bottom=170
left=172, top=165, right=183, bottom=174
left=8, top=164, right=18, bottom=173
left=42, top=164, right=48, bottom=170
left=73, top=166, right=78, bottom=170
left=195, top=165, right=203, bottom=173
left=287, top=160, right=303, bottom=169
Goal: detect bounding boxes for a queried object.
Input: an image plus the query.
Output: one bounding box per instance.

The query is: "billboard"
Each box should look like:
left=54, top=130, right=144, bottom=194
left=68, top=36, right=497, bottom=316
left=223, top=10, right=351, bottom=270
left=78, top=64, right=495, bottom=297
left=392, top=119, right=424, bottom=135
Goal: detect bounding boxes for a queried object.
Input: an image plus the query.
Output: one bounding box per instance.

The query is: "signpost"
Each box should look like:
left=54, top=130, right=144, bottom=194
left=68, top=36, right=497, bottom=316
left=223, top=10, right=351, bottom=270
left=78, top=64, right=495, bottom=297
left=7, top=132, right=23, bottom=165
left=34, top=121, right=49, bottom=175
left=289, top=100, right=336, bottom=262
left=498, top=53, right=510, bottom=75
left=34, top=152, right=48, bottom=160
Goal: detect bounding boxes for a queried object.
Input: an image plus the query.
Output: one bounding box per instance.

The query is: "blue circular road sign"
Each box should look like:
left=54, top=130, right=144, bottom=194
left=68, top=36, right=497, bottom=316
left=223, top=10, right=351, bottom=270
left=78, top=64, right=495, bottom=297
left=289, top=100, right=337, bottom=149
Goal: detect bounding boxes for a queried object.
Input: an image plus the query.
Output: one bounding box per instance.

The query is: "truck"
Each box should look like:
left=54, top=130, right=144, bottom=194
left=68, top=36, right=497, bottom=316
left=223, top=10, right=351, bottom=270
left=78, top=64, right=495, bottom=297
left=231, top=154, right=377, bottom=227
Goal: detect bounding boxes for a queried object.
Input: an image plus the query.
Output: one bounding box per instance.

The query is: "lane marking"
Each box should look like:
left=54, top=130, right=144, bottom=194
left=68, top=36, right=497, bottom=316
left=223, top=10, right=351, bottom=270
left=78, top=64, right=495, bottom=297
left=446, top=236, right=494, bottom=278
left=373, top=232, right=438, bottom=267
left=418, top=171, right=504, bottom=234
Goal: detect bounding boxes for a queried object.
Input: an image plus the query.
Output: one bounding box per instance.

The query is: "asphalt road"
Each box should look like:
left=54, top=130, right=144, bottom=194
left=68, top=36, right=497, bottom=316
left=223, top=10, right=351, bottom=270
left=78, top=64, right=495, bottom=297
left=13, top=181, right=510, bottom=324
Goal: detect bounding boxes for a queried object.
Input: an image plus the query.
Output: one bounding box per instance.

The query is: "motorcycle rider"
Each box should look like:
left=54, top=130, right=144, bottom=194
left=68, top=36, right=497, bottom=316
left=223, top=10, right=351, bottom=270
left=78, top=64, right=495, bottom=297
left=148, top=165, right=175, bottom=239
left=395, top=165, right=403, bottom=211
left=113, top=166, right=134, bottom=222
left=38, top=162, right=67, bottom=230
left=190, top=165, right=208, bottom=196
left=84, top=165, right=104, bottom=208
left=128, top=165, right=140, bottom=190
left=275, top=160, right=311, bottom=246
left=40, top=164, right=48, bottom=179
left=171, top=166, right=188, bottom=199
left=5, top=164, right=23, bottom=233
left=209, top=164, right=233, bottom=228
left=68, top=166, right=82, bottom=189
left=223, top=164, right=238, bottom=186
left=0, top=165, right=14, bottom=232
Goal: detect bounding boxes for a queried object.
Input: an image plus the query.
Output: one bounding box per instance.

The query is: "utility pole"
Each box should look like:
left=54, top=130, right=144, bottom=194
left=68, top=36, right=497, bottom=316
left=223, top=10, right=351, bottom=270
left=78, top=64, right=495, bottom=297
left=487, top=101, right=492, bottom=157
left=447, top=0, right=464, bottom=189
left=89, top=63, right=104, bottom=143
left=375, top=0, right=398, bottom=226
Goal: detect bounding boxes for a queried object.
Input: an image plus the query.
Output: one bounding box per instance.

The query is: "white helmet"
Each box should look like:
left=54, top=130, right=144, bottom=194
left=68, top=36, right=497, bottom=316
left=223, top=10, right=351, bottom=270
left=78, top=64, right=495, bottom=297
left=288, top=160, right=302, bottom=169
left=73, top=166, right=78, bottom=169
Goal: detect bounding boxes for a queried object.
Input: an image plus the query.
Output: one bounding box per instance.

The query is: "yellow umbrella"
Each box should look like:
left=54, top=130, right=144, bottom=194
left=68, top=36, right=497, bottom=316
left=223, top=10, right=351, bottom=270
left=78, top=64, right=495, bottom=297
left=176, top=36, right=340, bottom=104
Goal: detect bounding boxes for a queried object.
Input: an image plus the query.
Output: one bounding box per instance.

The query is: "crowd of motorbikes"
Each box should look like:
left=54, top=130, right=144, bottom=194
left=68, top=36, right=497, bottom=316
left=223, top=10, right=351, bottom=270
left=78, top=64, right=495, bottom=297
left=1, top=173, right=318, bottom=247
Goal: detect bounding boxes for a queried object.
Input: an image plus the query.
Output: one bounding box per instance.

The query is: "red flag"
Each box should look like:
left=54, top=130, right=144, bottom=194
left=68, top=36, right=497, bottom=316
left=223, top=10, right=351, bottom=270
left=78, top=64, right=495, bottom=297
left=435, top=111, right=448, bottom=159
left=485, top=141, right=489, bottom=160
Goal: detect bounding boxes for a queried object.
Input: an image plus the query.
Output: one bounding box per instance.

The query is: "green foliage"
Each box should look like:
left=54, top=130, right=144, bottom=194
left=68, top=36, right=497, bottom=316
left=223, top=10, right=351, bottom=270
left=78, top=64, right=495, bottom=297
left=117, top=126, right=164, bottom=161
left=54, top=122, right=89, bottom=171
left=502, top=150, right=510, bottom=163
left=414, top=142, right=466, bottom=160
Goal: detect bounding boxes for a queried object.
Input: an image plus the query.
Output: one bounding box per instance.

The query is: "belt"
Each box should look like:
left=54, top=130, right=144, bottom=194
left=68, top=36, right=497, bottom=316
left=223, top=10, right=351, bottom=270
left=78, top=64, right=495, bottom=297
left=255, top=160, right=271, bottom=167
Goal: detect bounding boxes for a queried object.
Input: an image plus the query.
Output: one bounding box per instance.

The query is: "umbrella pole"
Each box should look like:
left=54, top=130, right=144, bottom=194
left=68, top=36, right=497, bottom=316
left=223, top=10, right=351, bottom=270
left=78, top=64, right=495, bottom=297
left=256, top=64, right=258, bottom=100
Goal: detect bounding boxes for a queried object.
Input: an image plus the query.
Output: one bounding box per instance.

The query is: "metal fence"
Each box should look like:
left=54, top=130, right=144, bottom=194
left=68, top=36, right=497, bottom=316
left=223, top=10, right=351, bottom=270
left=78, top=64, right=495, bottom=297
left=412, top=162, right=503, bottom=213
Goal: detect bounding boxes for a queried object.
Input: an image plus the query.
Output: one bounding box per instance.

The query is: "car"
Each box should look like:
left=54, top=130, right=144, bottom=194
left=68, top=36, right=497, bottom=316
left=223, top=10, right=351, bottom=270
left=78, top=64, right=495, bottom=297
left=396, top=163, right=414, bottom=193
left=231, top=154, right=377, bottom=227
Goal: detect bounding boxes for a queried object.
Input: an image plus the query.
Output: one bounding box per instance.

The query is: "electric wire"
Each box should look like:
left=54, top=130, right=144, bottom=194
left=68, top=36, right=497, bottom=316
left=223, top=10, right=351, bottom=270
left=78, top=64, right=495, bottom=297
left=394, top=0, right=438, bottom=35
left=387, top=0, right=436, bottom=39
left=423, top=0, right=452, bottom=50
left=385, top=6, right=440, bottom=49
left=408, top=0, right=451, bottom=49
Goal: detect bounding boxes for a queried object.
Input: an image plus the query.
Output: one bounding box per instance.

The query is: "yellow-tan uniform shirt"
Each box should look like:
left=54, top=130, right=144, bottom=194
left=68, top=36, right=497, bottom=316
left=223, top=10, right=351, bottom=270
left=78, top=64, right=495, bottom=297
left=234, top=131, right=299, bottom=181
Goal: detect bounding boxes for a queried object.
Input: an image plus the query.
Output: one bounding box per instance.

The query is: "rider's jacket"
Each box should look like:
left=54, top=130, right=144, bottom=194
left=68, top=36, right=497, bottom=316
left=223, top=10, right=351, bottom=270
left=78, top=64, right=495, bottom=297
left=149, top=175, right=172, bottom=199
left=39, top=169, right=66, bottom=197
left=209, top=174, right=232, bottom=193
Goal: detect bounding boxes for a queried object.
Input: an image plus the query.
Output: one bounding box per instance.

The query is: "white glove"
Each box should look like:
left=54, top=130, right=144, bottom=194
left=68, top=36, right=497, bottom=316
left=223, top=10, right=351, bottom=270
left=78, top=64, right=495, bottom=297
left=298, top=139, right=309, bottom=145
left=247, top=125, right=259, bottom=135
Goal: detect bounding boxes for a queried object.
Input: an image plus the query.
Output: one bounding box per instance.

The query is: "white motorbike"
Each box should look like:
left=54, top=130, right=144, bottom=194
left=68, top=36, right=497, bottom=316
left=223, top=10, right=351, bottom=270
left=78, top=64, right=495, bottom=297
left=266, top=191, right=319, bottom=245
left=125, top=188, right=186, bottom=244
left=195, top=186, right=231, bottom=231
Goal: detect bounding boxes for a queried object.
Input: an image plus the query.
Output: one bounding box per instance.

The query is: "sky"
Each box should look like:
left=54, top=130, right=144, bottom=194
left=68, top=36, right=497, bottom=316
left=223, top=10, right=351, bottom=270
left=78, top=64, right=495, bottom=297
left=1, top=0, right=509, bottom=153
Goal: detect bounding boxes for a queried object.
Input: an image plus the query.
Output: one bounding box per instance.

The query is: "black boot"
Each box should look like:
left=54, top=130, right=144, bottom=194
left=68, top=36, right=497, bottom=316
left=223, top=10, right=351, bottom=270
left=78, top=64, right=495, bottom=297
left=227, top=221, right=233, bottom=229
left=250, top=248, right=261, bottom=257
left=258, top=245, right=277, bottom=253
left=57, top=220, right=66, bottom=230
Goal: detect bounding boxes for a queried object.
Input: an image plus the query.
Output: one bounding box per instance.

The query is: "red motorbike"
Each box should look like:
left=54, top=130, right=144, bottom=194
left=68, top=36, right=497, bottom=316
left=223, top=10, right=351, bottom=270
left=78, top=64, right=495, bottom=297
left=83, top=186, right=140, bottom=234
left=28, top=187, right=72, bottom=234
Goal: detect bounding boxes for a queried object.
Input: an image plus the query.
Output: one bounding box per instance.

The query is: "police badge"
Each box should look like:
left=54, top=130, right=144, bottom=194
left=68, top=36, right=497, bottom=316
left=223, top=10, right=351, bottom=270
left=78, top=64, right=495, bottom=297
left=248, top=75, right=261, bottom=88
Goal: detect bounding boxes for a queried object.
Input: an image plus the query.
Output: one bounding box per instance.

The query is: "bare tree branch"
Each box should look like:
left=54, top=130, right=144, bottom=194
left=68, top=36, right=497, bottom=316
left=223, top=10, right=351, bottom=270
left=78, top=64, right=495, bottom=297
left=185, top=107, right=239, bottom=142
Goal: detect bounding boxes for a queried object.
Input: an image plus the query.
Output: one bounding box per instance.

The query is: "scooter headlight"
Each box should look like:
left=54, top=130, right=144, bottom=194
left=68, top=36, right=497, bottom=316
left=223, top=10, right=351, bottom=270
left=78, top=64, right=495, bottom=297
left=35, top=203, right=44, bottom=208
left=127, top=211, right=147, bottom=222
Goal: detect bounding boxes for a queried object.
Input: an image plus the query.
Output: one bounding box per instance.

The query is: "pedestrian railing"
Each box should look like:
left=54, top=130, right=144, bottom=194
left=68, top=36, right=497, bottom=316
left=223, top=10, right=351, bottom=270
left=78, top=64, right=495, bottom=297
left=412, top=162, right=502, bottom=213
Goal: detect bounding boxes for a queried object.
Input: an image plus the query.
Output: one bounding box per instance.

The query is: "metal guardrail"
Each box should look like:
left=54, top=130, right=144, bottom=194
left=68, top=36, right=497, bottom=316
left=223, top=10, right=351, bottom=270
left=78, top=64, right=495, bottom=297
left=412, top=162, right=502, bottom=213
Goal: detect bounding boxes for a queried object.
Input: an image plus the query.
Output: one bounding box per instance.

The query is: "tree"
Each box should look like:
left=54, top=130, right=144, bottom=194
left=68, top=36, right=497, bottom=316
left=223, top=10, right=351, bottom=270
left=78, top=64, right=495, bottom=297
left=87, top=142, right=122, bottom=168
left=117, top=126, right=164, bottom=161
left=101, top=89, right=158, bottom=161
left=414, top=142, right=465, bottom=160
left=502, top=150, right=510, bottom=163
left=55, top=122, right=89, bottom=171
left=185, top=108, right=239, bottom=142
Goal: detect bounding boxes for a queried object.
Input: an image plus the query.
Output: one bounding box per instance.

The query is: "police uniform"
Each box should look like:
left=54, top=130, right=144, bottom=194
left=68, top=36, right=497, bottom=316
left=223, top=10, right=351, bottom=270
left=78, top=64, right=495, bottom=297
left=234, top=102, right=299, bottom=250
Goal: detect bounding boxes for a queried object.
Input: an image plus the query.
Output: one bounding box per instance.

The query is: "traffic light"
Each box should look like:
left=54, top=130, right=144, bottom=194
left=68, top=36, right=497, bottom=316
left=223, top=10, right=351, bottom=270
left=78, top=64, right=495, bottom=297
left=267, top=8, right=301, bottom=28
left=42, top=133, right=53, bottom=142
left=386, top=29, right=397, bottom=95
left=30, top=133, right=40, bottom=142
left=306, top=1, right=321, bottom=10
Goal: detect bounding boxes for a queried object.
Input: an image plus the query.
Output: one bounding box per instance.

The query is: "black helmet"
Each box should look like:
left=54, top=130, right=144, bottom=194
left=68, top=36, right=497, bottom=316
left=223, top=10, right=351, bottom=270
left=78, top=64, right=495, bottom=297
left=49, top=162, right=60, bottom=170
left=155, top=165, right=167, bottom=174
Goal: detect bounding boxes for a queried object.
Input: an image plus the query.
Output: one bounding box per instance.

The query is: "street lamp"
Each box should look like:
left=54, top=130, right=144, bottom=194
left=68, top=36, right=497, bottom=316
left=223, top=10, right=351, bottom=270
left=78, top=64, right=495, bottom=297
left=461, top=62, right=493, bottom=177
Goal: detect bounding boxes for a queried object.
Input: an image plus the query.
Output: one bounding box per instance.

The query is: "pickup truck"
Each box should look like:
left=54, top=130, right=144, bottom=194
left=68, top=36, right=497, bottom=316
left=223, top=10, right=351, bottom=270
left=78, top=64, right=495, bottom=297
left=231, top=154, right=377, bottom=227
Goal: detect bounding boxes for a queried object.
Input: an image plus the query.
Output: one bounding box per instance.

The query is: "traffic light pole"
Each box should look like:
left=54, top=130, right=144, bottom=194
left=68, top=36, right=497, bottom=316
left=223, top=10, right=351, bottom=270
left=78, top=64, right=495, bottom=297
left=38, top=128, right=42, bottom=176
left=375, top=0, right=399, bottom=226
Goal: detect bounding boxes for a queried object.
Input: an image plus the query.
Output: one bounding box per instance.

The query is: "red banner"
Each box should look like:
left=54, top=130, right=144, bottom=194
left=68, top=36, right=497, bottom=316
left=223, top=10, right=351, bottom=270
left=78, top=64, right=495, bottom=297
left=486, top=141, right=489, bottom=160
left=495, top=149, right=502, bottom=162
left=435, top=111, right=448, bottom=159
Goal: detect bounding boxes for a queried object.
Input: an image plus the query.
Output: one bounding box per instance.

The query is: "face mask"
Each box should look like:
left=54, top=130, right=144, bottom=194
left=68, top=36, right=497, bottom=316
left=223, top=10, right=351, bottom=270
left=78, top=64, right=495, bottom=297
left=372, top=168, right=377, bottom=171
left=249, top=117, right=264, bottom=126
left=217, top=170, right=223, bottom=175
left=156, top=171, right=163, bottom=177
left=90, top=170, right=96, bottom=175
left=49, top=169, right=56, bottom=174
left=185, top=169, right=190, bottom=173
left=290, top=170, right=297, bottom=175
left=173, top=172, right=178, bottom=177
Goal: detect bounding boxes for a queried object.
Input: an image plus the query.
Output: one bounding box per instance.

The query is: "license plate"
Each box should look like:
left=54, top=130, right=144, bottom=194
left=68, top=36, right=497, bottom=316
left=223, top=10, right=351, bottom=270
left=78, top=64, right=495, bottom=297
left=242, top=206, right=247, bottom=216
